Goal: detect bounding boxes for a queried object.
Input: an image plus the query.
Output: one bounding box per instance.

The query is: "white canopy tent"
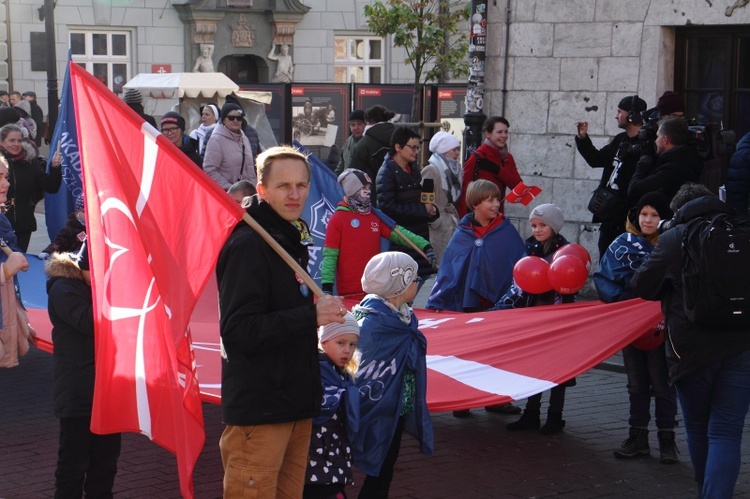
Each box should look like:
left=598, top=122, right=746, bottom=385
left=122, top=72, right=277, bottom=149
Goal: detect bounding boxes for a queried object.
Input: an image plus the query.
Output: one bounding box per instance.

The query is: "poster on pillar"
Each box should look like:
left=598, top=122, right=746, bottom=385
left=424, top=85, right=467, bottom=158
left=290, top=84, right=349, bottom=168
left=354, top=84, right=417, bottom=124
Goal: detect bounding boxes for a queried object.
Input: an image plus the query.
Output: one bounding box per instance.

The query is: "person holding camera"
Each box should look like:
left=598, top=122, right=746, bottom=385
left=576, top=95, right=648, bottom=256
left=628, top=117, right=703, bottom=205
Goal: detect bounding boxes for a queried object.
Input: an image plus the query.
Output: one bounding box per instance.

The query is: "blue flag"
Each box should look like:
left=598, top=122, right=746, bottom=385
left=294, top=141, right=345, bottom=285
left=45, top=51, right=82, bottom=240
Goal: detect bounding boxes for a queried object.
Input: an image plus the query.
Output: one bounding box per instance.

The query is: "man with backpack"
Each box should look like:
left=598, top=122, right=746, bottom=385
left=632, top=182, right=750, bottom=499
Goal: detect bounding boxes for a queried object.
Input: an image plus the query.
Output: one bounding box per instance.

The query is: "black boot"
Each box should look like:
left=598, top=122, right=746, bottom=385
left=506, top=409, right=540, bottom=431
left=540, top=410, right=566, bottom=435
left=613, top=427, right=650, bottom=458
left=658, top=430, right=679, bottom=464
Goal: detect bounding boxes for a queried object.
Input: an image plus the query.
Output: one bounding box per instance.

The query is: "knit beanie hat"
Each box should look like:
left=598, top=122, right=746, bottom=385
left=656, top=91, right=684, bottom=116
left=0, top=107, right=20, bottom=128
left=13, top=100, right=31, bottom=118
left=529, top=203, right=564, bottom=234
left=429, top=131, right=460, bottom=154
left=349, top=109, right=365, bottom=123
left=74, top=195, right=85, bottom=213
left=220, top=103, right=244, bottom=121
left=617, top=95, right=647, bottom=114
left=361, top=252, right=418, bottom=299
left=123, top=88, right=143, bottom=106
left=160, top=111, right=186, bottom=131
left=635, top=191, right=673, bottom=221
left=318, top=312, right=360, bottom=343
left=338, top=168, right=372, bottom=197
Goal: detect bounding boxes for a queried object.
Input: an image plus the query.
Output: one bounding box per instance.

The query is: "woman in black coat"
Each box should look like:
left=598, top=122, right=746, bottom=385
left=0, top=124, right=62, bottom=251
left=376, top=126, right=439, bottom=276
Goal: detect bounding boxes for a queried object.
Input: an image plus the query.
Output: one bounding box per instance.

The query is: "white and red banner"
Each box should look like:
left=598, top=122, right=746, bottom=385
left=69, top=63, right=244, bottom=498
left=189, top=291, right=661, bottom=411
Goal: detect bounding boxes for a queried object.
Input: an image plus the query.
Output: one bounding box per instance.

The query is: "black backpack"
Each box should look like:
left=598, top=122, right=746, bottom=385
left=681, top=212, right=750, bottom=328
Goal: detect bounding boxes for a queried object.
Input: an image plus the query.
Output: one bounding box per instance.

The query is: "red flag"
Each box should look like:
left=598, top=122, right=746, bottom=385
left=69, top=63, right=244, bottom=498
left=505, top=182, right=542, bottom=205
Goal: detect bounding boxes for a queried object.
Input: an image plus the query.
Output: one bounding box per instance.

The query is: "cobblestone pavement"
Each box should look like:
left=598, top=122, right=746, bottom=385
left=3, top=347, right=750, bottom=498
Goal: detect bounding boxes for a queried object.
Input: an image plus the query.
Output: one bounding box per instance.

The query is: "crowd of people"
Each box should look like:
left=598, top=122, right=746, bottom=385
left=1, top=85, right=750, bottom=499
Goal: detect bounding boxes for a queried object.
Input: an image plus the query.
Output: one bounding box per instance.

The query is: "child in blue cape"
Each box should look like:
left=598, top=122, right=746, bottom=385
left=426, top=179, right=525, bottom=312
left=427, top=179, right=525, bottom=418
left=304, top=313, right=361, bottom=499
left=351, top=252, right=433, bottom=498
left=497, top=203, right=577, bottom=435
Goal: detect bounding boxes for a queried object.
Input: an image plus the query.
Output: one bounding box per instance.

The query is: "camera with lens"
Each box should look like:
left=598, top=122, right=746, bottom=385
left=657, top=217, right=675, bottom=234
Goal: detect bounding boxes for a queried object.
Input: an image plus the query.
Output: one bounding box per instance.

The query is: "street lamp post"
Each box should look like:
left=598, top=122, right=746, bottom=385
left=44, top=0, right=59, bottom=134
left=462, top=0, right=487, bottom=158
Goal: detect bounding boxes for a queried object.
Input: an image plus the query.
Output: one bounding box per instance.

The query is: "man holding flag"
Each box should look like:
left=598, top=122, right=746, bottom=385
left=216, top=146, right=346, bottom=498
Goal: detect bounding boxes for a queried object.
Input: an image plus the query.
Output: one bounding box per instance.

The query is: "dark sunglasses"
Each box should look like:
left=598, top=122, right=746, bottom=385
left=225, top=115, right=244, bottom=122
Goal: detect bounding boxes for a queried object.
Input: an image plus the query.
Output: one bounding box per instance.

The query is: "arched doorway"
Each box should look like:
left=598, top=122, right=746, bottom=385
left=217, top=55, right=269, bottom=84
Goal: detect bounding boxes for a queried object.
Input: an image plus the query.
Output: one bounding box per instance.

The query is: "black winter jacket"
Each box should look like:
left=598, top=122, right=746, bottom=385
left=376, top=158, right=438, bottom=275
left=47, top=254, right=95, bottom=418
left=42, top=212, right=86, bottom=255
left=3, top=153, right=62, bottom=233
left=350, top=122, right=396, bottom=202
left=628, top=144, right=703, bottom=204
left=216, top=196, right=321, bottom=426
left=575, top=132, right=644, bottom=223
left=726, top=131, right=750, bottom=218
left=632, top=195, right=750, bottom=383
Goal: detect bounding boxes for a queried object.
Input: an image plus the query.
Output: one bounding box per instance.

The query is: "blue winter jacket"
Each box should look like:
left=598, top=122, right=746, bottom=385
left=726, top=131, right=750, bottom=218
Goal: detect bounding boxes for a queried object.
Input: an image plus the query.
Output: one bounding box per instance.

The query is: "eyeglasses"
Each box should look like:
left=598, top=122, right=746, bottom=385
left=404, top=144, right=421, bottom=151
left=161, top=127, right=180, bottom=134
left=225, top=115, right=244, bottom=122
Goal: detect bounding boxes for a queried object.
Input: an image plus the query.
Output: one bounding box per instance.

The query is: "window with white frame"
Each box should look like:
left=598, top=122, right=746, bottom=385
left=69, top=30, right=132, bottom=95
left=334, top=36, right=384, bottom=83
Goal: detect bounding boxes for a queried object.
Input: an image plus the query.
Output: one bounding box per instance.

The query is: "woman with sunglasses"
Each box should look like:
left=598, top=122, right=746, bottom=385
left=203, top=103, right=257, bottom=190
left=376, top=126, right=439, bottom=277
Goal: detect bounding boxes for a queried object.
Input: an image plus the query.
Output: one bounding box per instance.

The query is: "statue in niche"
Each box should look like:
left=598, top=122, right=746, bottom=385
left=193, top=43, right=215, bottom=73
left=268, top=44, right=294, bottom=83
left=231, top=14, right=256, bottom=48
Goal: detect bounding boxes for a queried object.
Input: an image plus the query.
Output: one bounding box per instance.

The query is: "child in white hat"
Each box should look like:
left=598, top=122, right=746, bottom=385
left=304, top=312, right=361, bottom=498
left=350, top=252, right=433, bottom=497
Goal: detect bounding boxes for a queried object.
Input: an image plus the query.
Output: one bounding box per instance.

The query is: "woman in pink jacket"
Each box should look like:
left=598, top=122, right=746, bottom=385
left=203, top=103, right=256, bottom=190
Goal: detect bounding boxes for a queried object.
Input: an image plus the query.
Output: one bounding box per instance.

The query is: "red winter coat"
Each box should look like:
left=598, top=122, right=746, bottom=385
left=457, top=143, right=522, bottom=216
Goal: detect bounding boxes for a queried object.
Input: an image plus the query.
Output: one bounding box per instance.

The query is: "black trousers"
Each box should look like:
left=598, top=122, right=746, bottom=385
left=55, top=416, right=121, bottom=499
left=358, top=416, right=406, bottom=499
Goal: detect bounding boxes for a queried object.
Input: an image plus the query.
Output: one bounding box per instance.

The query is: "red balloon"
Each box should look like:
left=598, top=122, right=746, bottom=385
left=513, top=256, right=552, bottom=294
left=633, top=323, right=665, bottom=350
left=553, top=243, right=592, bottom=272
left=548, top=255, right=588, bottom=295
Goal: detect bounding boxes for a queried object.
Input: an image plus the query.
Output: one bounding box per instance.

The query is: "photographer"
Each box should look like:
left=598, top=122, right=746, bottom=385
left=576, top=95, right=647, bottom=256
left=628, top=117, right=702, bottom=204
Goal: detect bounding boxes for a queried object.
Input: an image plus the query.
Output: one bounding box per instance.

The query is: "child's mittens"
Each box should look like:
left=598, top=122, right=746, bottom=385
left=425, top=246, right=439, bottom=270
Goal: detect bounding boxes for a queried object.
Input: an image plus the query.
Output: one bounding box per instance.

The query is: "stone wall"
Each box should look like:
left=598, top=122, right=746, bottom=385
left=8, top=0, right=185, bottom=112
left=0, top=0, right=7, bottom=92
left=483, top=0, right=750, bottom=271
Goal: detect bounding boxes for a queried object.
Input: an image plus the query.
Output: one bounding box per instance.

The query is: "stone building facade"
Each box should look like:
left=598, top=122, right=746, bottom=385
left=484, top=0, right=750, bottom=269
